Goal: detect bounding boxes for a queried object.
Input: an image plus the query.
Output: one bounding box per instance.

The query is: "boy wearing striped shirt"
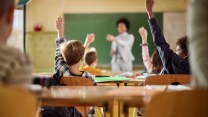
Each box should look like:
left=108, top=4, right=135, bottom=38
left=42, top=17, right=95, bottom=117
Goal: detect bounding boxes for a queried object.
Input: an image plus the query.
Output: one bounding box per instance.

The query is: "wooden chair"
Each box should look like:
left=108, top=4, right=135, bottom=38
left=145, top=89, right=208, bottom=117
left=60, top=77, right=94, bottom=117
left=0, top=85, right=38, bottom=117
left=144, top=75, right=191, bottom=85
left=60, top=76, right=94, bottom=86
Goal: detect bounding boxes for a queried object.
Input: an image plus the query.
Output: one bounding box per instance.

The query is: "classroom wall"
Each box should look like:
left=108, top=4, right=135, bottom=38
left=25, top=0, right=187, bottom=72
left=8, top=10, right=24, bottom=52
left=163, top=12, right=187, bottom=50
left=26, top=0, right=187, bottom=32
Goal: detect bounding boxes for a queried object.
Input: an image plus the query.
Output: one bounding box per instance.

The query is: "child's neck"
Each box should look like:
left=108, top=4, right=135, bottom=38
left=69, top=64, right=82, bottom=75
left=89, top=62, right=97, bottom=68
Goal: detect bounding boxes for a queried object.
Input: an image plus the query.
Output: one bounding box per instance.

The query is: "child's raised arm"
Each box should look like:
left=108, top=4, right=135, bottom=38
left=139, top=27, right=153, bottom=73
left=54, top=17, right=69, bottom=75
left=84, top=33, right=95, bottom=49
left=145, top=0, right=155, bottom=19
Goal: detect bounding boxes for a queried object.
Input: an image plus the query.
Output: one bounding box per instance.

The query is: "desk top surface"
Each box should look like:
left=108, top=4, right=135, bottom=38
left=40, top=86, right=166, bottom=100
left=38, top=85, right=190, bottom=106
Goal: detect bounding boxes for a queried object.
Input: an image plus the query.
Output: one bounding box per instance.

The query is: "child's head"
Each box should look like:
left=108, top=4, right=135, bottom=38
left=151, top=49, right=163, bottom=74
left=61, top=40, right=85, bottom=66
left=84, top=48, right=98, bottom=67
left=116, top=17, right=130, bottom=34
left=176, top=36, right=188, bottom=59
left=0, top=0, right=15, bottom=44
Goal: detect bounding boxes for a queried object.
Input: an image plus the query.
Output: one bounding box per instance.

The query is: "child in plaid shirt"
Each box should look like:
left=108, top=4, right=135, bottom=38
left=54, top=17, right=96, bottom=85
left=42, top=17, right=96, bottom=117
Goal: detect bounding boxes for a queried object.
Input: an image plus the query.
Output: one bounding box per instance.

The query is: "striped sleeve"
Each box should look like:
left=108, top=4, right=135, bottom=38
left=54, top=38, right=69, bottom=76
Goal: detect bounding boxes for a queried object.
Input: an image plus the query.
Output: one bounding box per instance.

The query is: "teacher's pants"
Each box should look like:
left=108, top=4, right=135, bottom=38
left=112, top=59, right=133, bottom=72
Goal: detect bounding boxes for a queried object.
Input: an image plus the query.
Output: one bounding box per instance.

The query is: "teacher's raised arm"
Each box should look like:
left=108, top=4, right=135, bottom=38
left=106, top=18, right=135, bottom=72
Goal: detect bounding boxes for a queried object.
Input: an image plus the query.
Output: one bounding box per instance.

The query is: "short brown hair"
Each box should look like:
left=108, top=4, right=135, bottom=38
left=151, top=49, right=163, bottom=74
left=85, top=48, right=97, bottom=66
left=176, top=36, right=188, bottom=55
left=0, top=0, right=15, bottom=18
left=61, top=40, right=85, bottom=66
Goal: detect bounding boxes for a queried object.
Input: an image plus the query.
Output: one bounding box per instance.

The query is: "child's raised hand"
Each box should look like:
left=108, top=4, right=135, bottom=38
left=84, top=33, right=95, bottom=49
left=139, top=27, right=148, bottom=38
left=146, top=0, right=154, bottom=13
left=86, top=33, right=95, bottom=44
left=56, top=17, right=64, bottom=38
left=146, top=0, right=155, bottom=19
left=139, top=27, right=148, bottom=43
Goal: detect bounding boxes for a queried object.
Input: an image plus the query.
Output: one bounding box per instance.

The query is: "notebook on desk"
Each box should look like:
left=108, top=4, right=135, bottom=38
left=94, top=76, right=129, bottom=83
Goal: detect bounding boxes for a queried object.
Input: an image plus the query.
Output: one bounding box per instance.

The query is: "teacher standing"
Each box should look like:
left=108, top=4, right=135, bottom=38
left=106, top=18, right=135, bottom=72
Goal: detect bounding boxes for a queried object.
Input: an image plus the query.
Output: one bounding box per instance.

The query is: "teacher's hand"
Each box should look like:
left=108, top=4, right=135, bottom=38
left=106, top=34, right=116, bottom=41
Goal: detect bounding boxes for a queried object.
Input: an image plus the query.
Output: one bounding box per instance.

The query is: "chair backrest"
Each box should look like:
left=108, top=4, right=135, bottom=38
left=0, top=85, right=37, bottom=117
left=145, top=89, right=208, bottom=117
left=144, top=75, right=191, bottom=85
left=60, top=77, right=93, bottom=116
left=60, top=76, right=94, bottom=86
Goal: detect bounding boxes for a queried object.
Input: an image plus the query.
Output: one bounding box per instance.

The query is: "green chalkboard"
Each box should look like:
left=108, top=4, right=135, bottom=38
left=64, top=13, right=163, bottom=65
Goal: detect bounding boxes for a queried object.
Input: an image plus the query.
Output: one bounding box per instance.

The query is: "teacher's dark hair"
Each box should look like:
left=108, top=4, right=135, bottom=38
left=116, top=18, right=130, bottom=31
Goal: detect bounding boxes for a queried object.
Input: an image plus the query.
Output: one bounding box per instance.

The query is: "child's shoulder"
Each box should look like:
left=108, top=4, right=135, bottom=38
left=82, top=71, right=93, bottom=78
left=0, top=46, right=32, bottom=85
left=82, top=71, right=96, bottom=85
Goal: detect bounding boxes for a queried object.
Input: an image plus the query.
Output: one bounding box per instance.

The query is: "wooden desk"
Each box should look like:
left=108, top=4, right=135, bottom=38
left=39, top=86, right=165, bottom=106
left=35, top=80, right=192, bottom=116
left=110, top=85, right=191, bottom=117
left=121, top=78, right=145, bottom=86
left=38, top=86, right=171, bottom=117
left=95, top=77, right=145, bottom=87
left=105, top=86, right=164, bottom=117
left=40, top=86, right=117, bottom=107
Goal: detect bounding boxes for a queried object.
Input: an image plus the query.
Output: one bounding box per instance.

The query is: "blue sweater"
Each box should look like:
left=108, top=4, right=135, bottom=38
left=148, top=18, right=190, bottom=74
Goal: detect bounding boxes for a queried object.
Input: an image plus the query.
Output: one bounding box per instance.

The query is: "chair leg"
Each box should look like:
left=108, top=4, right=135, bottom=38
left=118, top=101, right=120, bottom=117
left=132, top=108, right=138, bottom=117
left=123, top=104, right=129, bottom=117
left=103, top=102, right=112, bottom=117
left=99, top=107, right=105, bottom=117
left=84, top=107, right=87, bottom=117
